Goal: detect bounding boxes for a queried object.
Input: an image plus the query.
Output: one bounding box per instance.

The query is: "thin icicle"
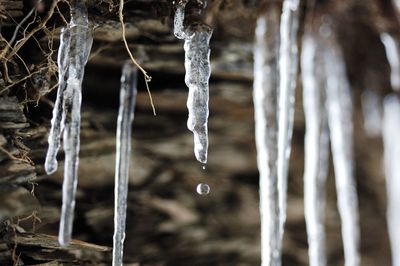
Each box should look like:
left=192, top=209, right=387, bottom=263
left=381, top=33, right=400, bottom=91
left=45, top=27, right=71, bottom=174
left=113, top=63, right=138, bottom=266
left=301, top=33, right=329, bottom=266
left=58, top=1, right=93, bottom=246
left=253, top=6, right=281, bottom=266
left=277, top=0, right=300, bottom=238
left=361, top=90, right=382, bottom=138
left=174, top=2, right=212, bottom=164
left=383, top=95, right=400, bottom=266
left=322, top=32, right=360, bottom=266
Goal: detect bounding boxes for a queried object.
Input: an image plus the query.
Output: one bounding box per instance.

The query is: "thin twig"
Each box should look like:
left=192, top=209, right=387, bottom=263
left=118, top=0, right=156, bottom=115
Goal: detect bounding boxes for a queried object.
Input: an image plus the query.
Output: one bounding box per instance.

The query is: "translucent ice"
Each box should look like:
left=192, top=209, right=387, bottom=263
left=45, top=27, right=71, bottom=174
left=301, top=32, right=329, bottom=266
left=113, top=63, right=138, bottom=266
left=381, top=33, right=400, bottom=91
left=322, top=32, right=360, bottom=266
left=53, top=1, right=93, bottom=245
left=174, top=2, right=212, bottom=164
left=383, top=95, right=400, bottom=266
left=253, top=7, right=281, bottom=266
left=277, top=0, right=300, bottom=241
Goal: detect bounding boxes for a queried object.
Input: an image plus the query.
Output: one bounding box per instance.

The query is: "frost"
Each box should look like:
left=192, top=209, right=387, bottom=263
left=113, top=63, right=138, bottom=266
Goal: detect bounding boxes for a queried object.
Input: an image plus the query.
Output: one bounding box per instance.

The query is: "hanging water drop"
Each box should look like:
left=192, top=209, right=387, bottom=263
left=196, top=183, right=210, bottom=195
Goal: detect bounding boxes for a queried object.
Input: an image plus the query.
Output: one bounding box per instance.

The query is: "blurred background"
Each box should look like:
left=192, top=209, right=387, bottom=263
left=0, top=0, right=398, bottom=265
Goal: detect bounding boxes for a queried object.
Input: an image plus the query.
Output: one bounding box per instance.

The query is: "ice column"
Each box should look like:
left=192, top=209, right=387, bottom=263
left=113, top=63, right=138, bottom=266
left=253, top=6, right=281, bottom=266
left=277, top=0, right=300, bottom=238
left=301, top=33, right=329, bottom=266
left=383, top=95, right=400, bottom=266
left=323, top=33, right=360, bottom=266
left=174, top=1, right=213, bottom=164
left=44, top=0, right=93, bottom=246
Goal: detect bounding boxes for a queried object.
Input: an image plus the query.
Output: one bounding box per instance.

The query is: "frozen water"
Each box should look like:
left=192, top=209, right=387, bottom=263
left=383, top=94, right=400, bottom=266
left=277, top=0, right=300, bottom=242
left=322, top=32, right=360, bottom=266
left=253, top=7, right=281, bottom=266
left=301, top=32, right=329, bottom=266
left=113, top=63, right=138, bottom=266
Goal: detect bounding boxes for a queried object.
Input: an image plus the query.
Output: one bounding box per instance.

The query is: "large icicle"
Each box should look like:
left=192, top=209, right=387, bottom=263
left=45, top=27, right=71, bottom=174
left=58, top=1, right=93, bottom=246
left=277, top=0, right=300, bottom=238
left=174, top=1, right=212, bottom=164
left=113, top=63, right=138, bottom=266
left=322, top=31, right=360, bottom=266
left=301, top=33, right=329, bottom=266
left=253, top=6, right=281, bottom=266
left=381, top=33, right=400, bottom=91
left=382, top=95, right=400, bottom=266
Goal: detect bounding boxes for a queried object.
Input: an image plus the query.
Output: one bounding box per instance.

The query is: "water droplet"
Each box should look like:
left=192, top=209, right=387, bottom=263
left=202, top=165, right=206, bottom=170
left=196, top=183, right=210, bottom=195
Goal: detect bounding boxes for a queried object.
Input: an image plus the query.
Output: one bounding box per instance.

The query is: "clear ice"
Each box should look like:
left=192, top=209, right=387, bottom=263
left=383, top=95, right=400, bottom=266
left=253, top=6, right=281, bottom=265
left=322, top=31, right=360, bottom=266
left=277, top=0, right=300, bottom=241
left=113, top=63, right=138, bottom=266
left=174, top=1, right=212, bottom=164
left=301, top=32, right=329, bottom=266
left=45, top=27, right=71, bottom=174
left=44, top=0, right=93, bottom=246
left=381, top=33, right=400, bottom=91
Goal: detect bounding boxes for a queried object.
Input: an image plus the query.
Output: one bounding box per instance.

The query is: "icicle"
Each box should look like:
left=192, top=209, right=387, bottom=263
left=361, top=90, right=382, bottom=138
left=301, top=33, right=329, bottom=266
left=383, top=95, right=400, bottom=266
left=113, top=63, right=138, bottom=266
left=322, top=31, right=360, bottom=266
left=174, top=1, right=213, bottom=164
left=58, top=1, right=93, bottom=246
left=45, top=27, right=71, bottom=174
left=253, top=6, right=281, bottom=265
left=381, top=33, right=400, bottom=91
left=277, top=0, right=300, bottom=239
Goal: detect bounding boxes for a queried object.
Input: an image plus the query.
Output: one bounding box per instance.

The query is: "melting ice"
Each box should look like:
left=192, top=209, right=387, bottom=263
left=45, top=1, right=93, bottom=246
left=174, top=1, right=212, bottom=164
left=113, top=63, right=138, bottom=266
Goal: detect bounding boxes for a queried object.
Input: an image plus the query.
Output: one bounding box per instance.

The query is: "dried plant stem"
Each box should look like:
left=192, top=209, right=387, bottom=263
left=118, top=0, right=156, bottom=115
